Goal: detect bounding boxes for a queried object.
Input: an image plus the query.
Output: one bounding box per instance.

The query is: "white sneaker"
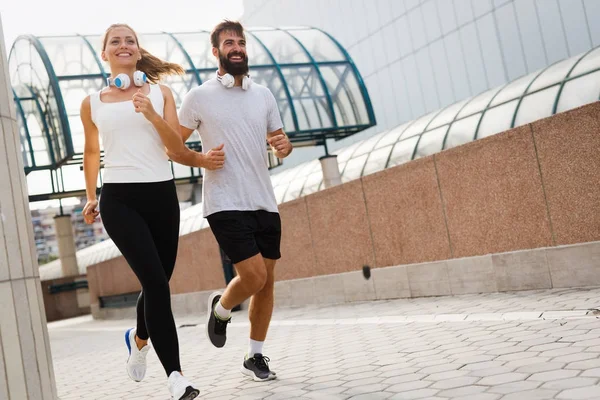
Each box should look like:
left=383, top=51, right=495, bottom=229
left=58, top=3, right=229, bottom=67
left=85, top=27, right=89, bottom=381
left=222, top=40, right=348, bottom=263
left=168, top=371, right=199, bottom=400
left=125, top=328, right=150, bottom=382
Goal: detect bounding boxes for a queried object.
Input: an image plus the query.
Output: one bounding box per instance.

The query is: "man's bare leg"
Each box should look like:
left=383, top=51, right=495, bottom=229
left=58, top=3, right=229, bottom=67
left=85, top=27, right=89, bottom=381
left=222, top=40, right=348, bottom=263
left=249, top=258, right=276, bottom=342
left=219, top=253, right=267, bottom=310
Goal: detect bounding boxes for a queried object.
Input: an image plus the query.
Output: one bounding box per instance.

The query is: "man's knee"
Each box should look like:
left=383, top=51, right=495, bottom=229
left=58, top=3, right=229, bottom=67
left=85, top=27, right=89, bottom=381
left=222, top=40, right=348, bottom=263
left=237, top=256, right=268, bottom=293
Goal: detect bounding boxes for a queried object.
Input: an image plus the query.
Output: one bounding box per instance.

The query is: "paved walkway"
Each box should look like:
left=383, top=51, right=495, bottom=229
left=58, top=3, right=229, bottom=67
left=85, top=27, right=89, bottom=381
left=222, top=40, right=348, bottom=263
left=49, top=288, right=600, bottom=399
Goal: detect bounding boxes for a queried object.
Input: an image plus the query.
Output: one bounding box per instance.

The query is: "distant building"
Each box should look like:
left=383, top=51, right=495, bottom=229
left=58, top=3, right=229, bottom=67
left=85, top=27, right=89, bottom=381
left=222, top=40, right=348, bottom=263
left=31, top=199, right=108, bottom=265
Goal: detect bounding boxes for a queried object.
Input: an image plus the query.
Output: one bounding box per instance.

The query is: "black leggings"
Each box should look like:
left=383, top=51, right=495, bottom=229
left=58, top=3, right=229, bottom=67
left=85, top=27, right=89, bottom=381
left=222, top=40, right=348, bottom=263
left=100, top=179, right=181, bottom=376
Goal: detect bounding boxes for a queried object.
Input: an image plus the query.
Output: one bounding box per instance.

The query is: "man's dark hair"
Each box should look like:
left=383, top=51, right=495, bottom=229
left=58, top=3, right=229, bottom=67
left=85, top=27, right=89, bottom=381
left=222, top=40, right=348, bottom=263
left=211, top=20, right=245, bottom=48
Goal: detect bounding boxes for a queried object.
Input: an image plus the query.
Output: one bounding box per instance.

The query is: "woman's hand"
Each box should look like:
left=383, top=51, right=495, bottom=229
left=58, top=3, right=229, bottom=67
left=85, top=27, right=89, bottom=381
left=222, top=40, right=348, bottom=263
left=82, top=199, right=99, bottom=224
left=132, top=89, right=159, bottom=121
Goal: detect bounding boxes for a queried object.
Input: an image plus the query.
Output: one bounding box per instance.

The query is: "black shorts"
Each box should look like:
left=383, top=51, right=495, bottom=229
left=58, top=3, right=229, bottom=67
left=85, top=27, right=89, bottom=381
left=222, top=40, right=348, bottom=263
left=206, top=210, right=282, bottom=264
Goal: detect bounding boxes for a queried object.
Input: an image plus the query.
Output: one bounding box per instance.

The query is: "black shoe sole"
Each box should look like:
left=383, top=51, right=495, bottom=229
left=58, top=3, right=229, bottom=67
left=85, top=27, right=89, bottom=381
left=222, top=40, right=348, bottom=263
left=240, top=365, right=277, bottom=382
left=178, top=386, right=199, bottom=400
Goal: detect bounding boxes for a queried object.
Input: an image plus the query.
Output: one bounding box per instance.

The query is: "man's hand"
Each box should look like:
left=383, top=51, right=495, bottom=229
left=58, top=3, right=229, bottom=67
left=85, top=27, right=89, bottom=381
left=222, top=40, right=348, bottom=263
left=132, top=89, right=159, bottom=121
left=268, top=134, right=292, bottom=158
left=202, top=144, right=225, bottom=170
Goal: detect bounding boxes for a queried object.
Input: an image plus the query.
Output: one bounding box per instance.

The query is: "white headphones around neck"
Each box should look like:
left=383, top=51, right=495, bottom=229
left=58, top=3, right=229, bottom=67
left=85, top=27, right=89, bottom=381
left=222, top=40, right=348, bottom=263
left=216, top=71, right=252, bottom=90
left=107, top=71, right=147, bottom=90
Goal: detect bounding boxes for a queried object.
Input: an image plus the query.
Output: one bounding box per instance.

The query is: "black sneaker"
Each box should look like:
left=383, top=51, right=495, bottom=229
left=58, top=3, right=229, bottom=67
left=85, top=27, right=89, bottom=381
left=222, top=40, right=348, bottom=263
left=241, top=354, right=277, bottom=382
left=205, top=292, right=230, bottom=348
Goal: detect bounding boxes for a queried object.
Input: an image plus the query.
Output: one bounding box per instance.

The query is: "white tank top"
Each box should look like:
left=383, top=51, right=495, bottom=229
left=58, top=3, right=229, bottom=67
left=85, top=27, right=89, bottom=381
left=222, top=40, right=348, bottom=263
left=90, top=84, right=173, bottom=183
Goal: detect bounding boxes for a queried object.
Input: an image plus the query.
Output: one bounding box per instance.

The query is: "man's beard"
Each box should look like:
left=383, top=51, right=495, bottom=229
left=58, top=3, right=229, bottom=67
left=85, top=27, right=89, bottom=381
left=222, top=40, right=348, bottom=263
left=219, top=50, right=249, bottom=76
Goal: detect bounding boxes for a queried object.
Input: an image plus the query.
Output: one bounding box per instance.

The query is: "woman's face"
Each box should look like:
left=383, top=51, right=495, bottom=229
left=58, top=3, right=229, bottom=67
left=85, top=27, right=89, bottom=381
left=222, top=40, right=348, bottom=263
left=101, top=27, right=140, bottom=68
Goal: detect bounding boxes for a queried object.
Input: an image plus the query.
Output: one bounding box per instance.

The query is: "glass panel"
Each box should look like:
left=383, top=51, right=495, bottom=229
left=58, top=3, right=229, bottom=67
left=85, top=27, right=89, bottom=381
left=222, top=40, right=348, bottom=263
left=281, top=66, right=333, bottom=130
left=445, top=114, right=481, bottom=150
left=171, top=32, right=216, bottom=70
left=490, top=71, right=538, bottom=106
left=457, top=87, right=501, bottom=119
left=60, top=164, right=85, bottom=191
left=528, top=56, right=579, bottom=93
left=476, top=13, right=505, bottom=87
left=350, top=131, right=384, bottom=159
left=138, top=34, right=192, bottom=72
left=570, top=47, right=600, bottom=77
left=388, top=136, right=419, bottom=167
left=460, top=23, right=488, bottom=95
left=250, top=30, right=309, bottom=64
left=341, top=153, right=368, bottom=181
left=39, top=37, right=102, bottom=77
left=9, top=38, right=71, bottom=168
left=273, top=183, right=288, bottom=204
left=375, top=122, right=410, bottom=149
left=495, top=2, right=527, bottom=80
left=335, top=141, right=362, bottom=163
left=301, top=170, right=323, bottom=196
left=557, top=71, right=600, bottom=113
left=27, top=171, right=54, bottom=196
left=399, top=112, right=436, bottom=140
left=320, top=65, right=369, bottom=127
left=283, top=174, right=307, bottom=202
left=477, top=100, right=519, bottom=139
left=60, top=78, right=104, bottom=154
left=288, top=29, right=345, bottom=62
left=414, top=126, right=447, bottom=159
left=363, top=145, right=393, bottom=176
left=251, top=68, right=295, bottom=132
left=514, top=85, right=560, bottom=127
left=427, top=99, right=469, bottom=130
left=536, top=0, right=569, bottom=64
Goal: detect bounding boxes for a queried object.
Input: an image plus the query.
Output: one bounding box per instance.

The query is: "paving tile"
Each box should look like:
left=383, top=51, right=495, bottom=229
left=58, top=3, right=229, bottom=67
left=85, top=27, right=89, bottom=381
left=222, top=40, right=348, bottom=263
left=556, top=385, right=600, bottom=399
left=541, top=377, right=598, bottom=390
left=45, top=288, right=600, bottom=400
left=477, top=373, right=529, bottom=386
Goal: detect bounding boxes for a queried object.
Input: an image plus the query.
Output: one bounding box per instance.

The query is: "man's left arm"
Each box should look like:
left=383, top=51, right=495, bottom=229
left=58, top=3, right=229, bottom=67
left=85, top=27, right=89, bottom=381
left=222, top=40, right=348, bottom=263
left=267, top=128, right=293, bottom=159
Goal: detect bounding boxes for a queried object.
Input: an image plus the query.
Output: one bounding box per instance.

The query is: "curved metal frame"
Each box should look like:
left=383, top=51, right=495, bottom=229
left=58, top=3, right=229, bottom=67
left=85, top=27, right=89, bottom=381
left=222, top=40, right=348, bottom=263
left=315, top=28, right=376, bottom=126
left=23, top=35, right=74, bottom=159
left=552, top=47, right=596, bottom=115
left=164, top=32, right=202, bottom=85
left=12, top=89, right=36, bottom=169
left=247, top=31, right=300, bottom=133
left=78, top=34, right=108, bottom=83
left=280, top=29, right=338, bottom=128
left=509, top=62, right=558, bottom=130
left=25, top=84, right=57, bottom=166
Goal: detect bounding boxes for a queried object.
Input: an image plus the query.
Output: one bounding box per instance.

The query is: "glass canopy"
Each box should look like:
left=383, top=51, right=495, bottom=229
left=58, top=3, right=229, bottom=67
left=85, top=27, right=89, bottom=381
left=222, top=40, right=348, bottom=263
left=271, top=45, right=600, bottom=204
left=9, top=27, right=375, bottom=201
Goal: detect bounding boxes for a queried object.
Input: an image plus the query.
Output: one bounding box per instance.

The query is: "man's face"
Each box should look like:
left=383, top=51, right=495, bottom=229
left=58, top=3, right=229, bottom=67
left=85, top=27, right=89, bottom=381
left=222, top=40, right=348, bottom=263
left=216, top=30, right=249, bottom=76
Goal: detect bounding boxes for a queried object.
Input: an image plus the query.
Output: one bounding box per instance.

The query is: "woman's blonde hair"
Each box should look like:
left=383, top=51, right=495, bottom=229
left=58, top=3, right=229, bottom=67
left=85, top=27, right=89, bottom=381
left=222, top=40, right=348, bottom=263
left=102, top=23, right=184, bottom=83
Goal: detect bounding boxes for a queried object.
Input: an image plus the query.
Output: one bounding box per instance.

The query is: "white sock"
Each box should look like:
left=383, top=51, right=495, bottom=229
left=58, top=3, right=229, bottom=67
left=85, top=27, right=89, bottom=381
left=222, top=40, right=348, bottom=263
left=248, top=339, right=264, bottom=358
left=215, top=300, right=231, bottom=320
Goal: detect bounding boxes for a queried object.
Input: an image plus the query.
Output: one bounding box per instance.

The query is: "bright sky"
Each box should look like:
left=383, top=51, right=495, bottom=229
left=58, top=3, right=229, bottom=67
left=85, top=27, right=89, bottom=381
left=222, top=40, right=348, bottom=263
left=1, top=0, right=244, bottom=210
left=1, top=0, right=244, bottom=52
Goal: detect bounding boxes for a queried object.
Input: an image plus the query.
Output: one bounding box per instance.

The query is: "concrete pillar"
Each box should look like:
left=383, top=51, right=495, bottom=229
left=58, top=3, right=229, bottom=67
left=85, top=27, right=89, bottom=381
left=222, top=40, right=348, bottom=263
left=54, top=214, right=79, bottom=277
left=0, top=14, right=58, bottom=400
left=320, top=154, right=342, bottom=188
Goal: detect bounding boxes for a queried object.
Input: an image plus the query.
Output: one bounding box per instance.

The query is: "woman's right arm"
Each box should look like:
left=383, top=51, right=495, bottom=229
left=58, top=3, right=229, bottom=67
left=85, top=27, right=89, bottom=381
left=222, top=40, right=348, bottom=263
left=80, top=96, right=101, bottom=224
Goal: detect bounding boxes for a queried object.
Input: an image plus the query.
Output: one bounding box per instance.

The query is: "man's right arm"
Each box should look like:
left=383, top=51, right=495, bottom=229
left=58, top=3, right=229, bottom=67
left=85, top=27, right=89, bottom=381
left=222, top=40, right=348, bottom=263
left=172, top=125, right=225, bottom=170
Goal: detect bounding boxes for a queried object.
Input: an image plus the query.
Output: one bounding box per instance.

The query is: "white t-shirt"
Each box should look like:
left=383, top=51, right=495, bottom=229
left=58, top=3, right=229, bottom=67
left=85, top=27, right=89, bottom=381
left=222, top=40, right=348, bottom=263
left=90, top=84, right=173, bottom=183
left=178, top=78, right=284, bottom=217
